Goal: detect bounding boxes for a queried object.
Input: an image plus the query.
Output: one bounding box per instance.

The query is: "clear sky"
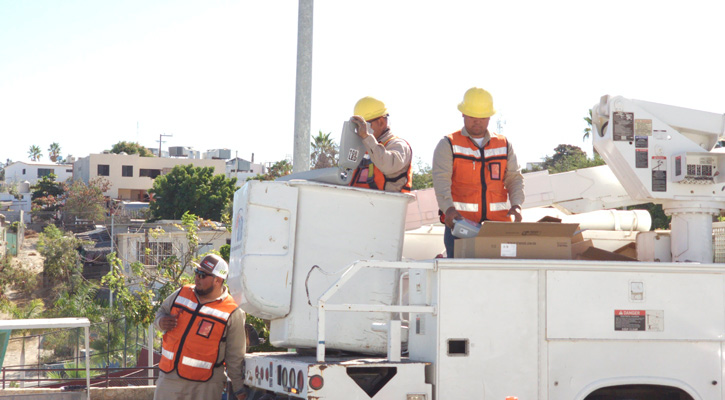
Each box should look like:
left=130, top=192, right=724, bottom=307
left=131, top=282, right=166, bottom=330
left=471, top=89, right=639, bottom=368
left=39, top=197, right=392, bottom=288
left=2, top=0, right=724, bottom=170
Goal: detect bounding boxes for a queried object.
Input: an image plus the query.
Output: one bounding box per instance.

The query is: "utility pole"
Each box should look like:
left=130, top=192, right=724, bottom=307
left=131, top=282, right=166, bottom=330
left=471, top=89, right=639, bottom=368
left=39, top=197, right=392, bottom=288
left=293, top=0, right=313, bottom=173
left=157, top=133, right=172, bottom=157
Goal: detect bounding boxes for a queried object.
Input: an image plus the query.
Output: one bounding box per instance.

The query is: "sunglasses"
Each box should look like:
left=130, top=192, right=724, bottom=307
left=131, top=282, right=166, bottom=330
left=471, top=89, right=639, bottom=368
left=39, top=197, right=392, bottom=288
left=194, top=268, right=212, bottom=279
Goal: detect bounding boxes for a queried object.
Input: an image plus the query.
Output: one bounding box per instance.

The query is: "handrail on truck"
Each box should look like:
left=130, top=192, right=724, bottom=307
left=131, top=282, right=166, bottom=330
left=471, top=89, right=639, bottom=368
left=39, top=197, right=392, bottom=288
left=315, top=260, right=437, bottom=363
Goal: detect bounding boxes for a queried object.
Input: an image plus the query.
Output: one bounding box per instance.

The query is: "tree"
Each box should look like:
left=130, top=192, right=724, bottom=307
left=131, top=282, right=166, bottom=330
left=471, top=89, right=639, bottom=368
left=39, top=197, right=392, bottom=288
left=149, top=164, right=237, bottom=221
left=28, top=145, right=42, bottom=161
left=48, top=142, right=62, bottom=163
left=37, top=224, right=91, bottom=295
left=539, top=144, right=605, bottom=174
left=411, top=159, right=433, bottom=190
left=311, top=131, right=338, bottom=169
left=102, top=212, right=205, bottom=327
left=31, top=173, right=67, bottom=224
left=63, top=177, right=111, bottom=224
left=247, top=159, right=293, bottom=181
left=583, top=109, right=593, bottom=141
left=111, top=141, right=154, bottom=157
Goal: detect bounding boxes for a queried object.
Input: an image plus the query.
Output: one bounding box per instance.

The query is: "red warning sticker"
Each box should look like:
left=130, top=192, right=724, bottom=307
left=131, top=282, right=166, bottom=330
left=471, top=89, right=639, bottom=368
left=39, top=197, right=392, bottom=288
left=614, top=310, right=664, bottom=331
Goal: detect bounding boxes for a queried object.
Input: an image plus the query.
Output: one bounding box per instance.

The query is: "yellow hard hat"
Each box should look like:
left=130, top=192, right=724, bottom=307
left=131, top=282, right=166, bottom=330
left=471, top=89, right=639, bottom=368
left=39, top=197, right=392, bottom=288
left=354, top=96, right=388, bottom=121
left=457, top=87, right=496, bottom=118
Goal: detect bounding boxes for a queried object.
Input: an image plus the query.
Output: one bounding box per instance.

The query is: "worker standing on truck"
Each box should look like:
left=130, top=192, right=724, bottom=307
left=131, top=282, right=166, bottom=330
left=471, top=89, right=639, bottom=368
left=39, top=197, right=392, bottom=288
left=153, top=254, right=247, bottom=400
left=432, top=87, right=525, bottom=258
left=349, top=96, right=413, bottom=192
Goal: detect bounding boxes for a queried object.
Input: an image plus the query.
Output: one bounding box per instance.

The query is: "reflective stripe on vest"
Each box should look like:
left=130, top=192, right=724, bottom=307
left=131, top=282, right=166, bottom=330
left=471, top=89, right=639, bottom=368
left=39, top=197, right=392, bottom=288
left=350, top=135, right=413, bottom=193
left=158, top=285, right=239, bottom=382
left=444, top=130, right=510, bottom=223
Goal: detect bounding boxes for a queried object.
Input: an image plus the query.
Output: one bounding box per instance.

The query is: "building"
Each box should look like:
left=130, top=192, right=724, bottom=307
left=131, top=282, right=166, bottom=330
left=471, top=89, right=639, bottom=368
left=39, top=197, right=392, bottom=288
left=73, top=153, right=227, bottom=200
left=114, top=220, right=230, bottom=274
left=3, top=161, right=73, bottom=184
left=226, top=157, right=265, bottom=184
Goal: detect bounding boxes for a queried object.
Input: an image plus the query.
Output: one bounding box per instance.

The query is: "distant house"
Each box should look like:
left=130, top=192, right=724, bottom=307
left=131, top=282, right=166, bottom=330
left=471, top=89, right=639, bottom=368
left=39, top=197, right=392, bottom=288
left=115, top=220, right=230, bottom=274
left=3, top=161, right=73, bottom=185
left=226, top=157, right=265, bottom=184
left=73, top=153, right=227, bottom=200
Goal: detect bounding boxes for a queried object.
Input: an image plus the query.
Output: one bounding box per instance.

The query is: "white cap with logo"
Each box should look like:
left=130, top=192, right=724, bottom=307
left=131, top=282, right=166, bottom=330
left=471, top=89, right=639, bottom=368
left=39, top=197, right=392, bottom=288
left=193, top=254, right=229, bottom=279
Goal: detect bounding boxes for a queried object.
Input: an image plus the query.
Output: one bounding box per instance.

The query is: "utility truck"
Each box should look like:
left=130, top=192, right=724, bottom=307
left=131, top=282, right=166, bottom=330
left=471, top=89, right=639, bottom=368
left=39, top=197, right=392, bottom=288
left=228, top=95, right=725, bottom=399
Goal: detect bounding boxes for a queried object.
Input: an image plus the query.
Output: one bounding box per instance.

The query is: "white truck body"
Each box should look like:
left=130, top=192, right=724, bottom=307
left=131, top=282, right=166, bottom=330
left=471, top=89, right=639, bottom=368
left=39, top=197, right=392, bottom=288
left=229, top=96, right=725, bottom=399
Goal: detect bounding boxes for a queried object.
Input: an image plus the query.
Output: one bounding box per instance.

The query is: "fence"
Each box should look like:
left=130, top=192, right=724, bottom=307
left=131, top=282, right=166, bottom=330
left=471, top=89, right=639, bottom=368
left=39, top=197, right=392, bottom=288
left=1, top=318, right=161, bottom=390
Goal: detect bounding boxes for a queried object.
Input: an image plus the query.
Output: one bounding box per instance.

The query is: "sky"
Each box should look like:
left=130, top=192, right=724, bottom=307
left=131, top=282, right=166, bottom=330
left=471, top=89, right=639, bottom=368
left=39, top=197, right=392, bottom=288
left=2, top=0, right=725, bottom=171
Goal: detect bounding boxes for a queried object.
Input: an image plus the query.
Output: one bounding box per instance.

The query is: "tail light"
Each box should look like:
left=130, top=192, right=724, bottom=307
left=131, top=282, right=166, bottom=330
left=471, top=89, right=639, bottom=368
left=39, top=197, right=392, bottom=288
left=309, top=374, right=324, bottom=390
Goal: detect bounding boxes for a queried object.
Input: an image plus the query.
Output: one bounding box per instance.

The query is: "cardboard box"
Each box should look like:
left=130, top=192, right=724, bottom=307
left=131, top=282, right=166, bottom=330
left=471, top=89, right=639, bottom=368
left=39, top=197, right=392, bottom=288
left=454, top=221, right=580, bottom=260
left=575, top=246, right=637, bottom=262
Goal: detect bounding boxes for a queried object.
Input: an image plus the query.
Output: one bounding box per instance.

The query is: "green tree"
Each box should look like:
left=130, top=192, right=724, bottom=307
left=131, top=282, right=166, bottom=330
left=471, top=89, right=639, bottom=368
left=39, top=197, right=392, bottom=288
left=63, top=177, right=111, bottom=224
left=111, top=141, right=154, bottom=157
left=48, top=142, right=62, bottom=163
left=37, top=225, right=91, bottom=295
left=102, top=212, right=205, bottom=327
left=149, top=165, right=237, bottom=221
left=411, top=159, right=433, bottom=190
left=28, top=145, right=42, bottom=161
left=311, top=131, right=338, bottom=169
left=247, top=159, right=293, bottom=181
left=539, top=144, right=605, bottom=174
left=31, top=174, right=67, bottom=224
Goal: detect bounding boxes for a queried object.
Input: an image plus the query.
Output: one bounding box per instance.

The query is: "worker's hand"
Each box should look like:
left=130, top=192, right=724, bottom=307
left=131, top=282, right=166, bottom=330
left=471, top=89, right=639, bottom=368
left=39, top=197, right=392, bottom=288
left=159, top=315, right=178, bottom=332
left=350, top=115, right=372, bottom=139
left=507, top=205, right=523, bottom=222
left=444, top=206, right=462, bottom=229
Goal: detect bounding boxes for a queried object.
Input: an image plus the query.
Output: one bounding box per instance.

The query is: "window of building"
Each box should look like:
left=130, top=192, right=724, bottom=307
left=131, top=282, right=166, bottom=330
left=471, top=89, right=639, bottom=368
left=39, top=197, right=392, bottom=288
left=98, top=164, right=110, bottom=176
left=22, top=169, right=26, bottom=175
left=136, top=241, right=173, bottom=266
left=122, top=165, right=133, bottom=177
left=37, top=168, right=53, bottom=178
left=66, top=169, right=73, bottom=173
left=139, top=169, right=162, bottom=178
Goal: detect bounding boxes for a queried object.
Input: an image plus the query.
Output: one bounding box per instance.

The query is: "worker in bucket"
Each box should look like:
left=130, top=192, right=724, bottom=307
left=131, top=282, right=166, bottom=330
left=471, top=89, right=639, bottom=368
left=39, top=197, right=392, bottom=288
left=153, top=254, right=247, bottom=400
left=432, top=87, right=525, bottom=258
left=348, top=96, right=413, bottom=192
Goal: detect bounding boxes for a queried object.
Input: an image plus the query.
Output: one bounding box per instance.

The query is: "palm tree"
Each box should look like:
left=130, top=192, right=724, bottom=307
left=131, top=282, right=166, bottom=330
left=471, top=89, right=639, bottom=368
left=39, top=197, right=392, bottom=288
left=582, top=109, right=593, bottom=141
left=48, top=142, right=62, bottom=163
left=28, top=145, right=42, bottom=161
left=310, top=131, right=338, bottom=169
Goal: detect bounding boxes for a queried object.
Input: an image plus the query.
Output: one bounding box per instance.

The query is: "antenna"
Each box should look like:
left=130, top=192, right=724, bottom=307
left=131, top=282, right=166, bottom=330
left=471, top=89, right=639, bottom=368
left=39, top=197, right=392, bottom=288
left=157, top=133, right=172, bottom=157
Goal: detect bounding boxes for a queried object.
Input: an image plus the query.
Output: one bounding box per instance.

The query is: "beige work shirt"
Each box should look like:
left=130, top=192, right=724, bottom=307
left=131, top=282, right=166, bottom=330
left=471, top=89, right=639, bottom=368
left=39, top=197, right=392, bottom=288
left=153, top=286, right=246, bottom=400
left=361, top=129, right=412, bottom=192
left=432, top=127, right=524, bottom=214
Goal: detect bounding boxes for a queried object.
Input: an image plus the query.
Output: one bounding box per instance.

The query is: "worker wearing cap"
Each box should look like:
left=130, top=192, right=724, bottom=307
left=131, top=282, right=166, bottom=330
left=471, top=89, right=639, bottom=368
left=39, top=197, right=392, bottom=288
left=349, top=96, right=413, bottom=192
left=154, top=254, right=247, bottom=400
left=432, top=87, right=525, bottom=258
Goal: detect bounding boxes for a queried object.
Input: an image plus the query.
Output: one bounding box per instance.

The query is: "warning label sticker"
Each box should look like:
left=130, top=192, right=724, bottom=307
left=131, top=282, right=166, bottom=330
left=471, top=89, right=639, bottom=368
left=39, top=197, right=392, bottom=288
left=614, top=310, right=664, bottom=331
left=651, top=156, right=667, bottom=192
left=613, top=112, right=634, bottom=141
left=635, top=119, right=652, bottom=136
left=636, top=149, right=648, bottom=168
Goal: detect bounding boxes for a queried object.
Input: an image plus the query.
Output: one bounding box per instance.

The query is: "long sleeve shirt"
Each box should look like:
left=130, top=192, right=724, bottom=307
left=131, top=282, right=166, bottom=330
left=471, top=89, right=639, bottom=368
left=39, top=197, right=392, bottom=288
left=361, top=129, right=412, bottom=192
left=432, top=127, right=524, bottom=214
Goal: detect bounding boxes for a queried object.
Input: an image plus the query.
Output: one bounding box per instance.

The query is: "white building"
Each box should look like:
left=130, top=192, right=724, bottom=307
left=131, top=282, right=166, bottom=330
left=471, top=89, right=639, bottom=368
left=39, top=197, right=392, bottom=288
left=115, top=221, right=230, bottom=273
left=73, top=153, right=227, bottom=200
left=3, top=161, right=73, bottom=184
left=226, top=157, right=265, bottom=185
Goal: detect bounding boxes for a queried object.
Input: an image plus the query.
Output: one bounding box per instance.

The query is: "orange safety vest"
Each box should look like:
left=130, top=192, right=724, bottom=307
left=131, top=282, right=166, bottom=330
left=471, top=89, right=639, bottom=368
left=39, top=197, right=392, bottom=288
left=159, top=285, right=239, bottom=382
left=441, top=130, right=510, bottom=223
left=350, top=136, right=413, bottom=193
